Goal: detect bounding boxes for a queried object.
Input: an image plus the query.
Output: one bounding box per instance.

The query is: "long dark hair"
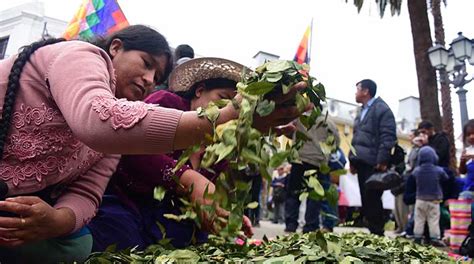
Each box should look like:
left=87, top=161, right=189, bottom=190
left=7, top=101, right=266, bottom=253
left=91, top=25, right=173, bottom=83
left=0, top=25, right=172, bottom=159
left=463, top=119, right=474, bottom=146
left=0, top=38, right=65, bottom=159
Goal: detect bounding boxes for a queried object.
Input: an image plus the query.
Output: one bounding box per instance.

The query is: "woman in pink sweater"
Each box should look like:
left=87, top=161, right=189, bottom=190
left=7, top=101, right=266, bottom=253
left=0, top=25, right=305, bottom=262
left=89, top=57, right=253, bottom=251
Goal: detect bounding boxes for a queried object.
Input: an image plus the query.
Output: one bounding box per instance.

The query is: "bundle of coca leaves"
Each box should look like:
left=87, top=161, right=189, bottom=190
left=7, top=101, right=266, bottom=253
left=87, top=231, right=450, bottom=263
left=164, top=60, right=336, bottom=239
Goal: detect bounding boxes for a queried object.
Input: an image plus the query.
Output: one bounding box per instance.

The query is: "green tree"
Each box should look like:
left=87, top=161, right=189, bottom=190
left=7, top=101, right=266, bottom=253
left=347, top=0, right=443, bottom=131
left=429, top=0, right=456, bottom=170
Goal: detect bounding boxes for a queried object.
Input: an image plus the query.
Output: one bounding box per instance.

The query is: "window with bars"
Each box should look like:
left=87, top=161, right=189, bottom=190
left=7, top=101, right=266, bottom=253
left=0, top=37, right=9, bottom=60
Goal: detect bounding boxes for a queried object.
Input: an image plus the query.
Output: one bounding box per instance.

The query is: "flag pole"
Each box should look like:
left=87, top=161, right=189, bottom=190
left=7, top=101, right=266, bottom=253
left=308, top=17, right=313, bottom=66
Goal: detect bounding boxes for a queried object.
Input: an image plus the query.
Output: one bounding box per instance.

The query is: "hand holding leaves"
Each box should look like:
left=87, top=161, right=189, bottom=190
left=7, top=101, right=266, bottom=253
left=173, top=60, right=327, bottom=239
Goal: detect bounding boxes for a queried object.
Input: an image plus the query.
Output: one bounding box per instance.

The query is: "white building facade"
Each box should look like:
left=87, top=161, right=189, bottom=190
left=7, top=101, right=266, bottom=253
left=0, top=2, right=67, bottom=59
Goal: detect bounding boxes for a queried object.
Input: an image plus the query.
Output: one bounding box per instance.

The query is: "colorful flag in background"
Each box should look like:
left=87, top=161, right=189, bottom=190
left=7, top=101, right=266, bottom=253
left=293, top=22, right=312, bottom=65
left=63, top=0, right=129, bottom=40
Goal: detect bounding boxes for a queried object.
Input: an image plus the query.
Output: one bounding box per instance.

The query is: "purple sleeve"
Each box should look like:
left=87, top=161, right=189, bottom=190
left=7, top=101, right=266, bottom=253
left=115, top=154, right=191, bottom=196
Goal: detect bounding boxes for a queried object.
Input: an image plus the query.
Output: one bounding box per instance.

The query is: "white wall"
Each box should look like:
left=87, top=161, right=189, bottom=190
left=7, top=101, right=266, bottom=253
left=0, top=2, right=67, bottom=58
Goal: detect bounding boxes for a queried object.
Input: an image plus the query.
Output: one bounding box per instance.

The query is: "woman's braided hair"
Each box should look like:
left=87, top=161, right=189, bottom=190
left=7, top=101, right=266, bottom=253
left=0, top=25, right=172, bottom=161
left=0, top=38, right=65, bottom=159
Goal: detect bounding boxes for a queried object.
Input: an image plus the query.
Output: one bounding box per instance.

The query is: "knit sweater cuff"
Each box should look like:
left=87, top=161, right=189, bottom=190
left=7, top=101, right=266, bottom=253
left=54, top=194, right=94, bottom=234
left=145, top=108, right=183, bottom=153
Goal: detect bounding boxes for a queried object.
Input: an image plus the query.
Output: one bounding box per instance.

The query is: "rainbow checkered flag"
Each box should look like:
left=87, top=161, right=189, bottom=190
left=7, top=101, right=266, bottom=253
left=294, top=22, right=312, bottom=65
left=63, top=0, right=129, bottom=40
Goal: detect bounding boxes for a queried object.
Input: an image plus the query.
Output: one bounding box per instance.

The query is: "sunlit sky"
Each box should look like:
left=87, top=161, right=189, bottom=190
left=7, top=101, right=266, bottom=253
left=2, top=0, right=474, bottom=137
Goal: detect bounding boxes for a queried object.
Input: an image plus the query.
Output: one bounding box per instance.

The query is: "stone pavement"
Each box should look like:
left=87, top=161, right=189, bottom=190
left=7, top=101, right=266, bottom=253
left=252, top=220, right=396, bottom=240
left=252, top=220, right=452, bottom=252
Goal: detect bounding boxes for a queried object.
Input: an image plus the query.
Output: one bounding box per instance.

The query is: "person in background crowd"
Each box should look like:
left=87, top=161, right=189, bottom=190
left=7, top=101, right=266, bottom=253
left=413, top=146, right=448, bottom=247
left=0, top=25, right=306, bottom=262
left=400, top=129, right=423, bottom=237
left=155, top=44, right=195, bottom=91
left=391, top=129, right=420, bottom=234
left=418, top=120, right=459, bottom=208
left=325, top=147, right=347, bottom=229
left=244, top=166, right=263, bottom=227
left=271, top=166, right=287, bottom=224
left=417, top=120, right=450, bottom=168
left=284, top=115, right=340, bottom=233
left=459, top=119, right=474, bottom=195
left=349, top=79, right=397, bottom=236
left=174, top=44, right=195, bottom=66
left=88, top=57, right=253, bottom=251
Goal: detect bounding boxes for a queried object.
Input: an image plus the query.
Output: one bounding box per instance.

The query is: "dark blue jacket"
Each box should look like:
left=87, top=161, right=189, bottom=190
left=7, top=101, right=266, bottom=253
left=413, top=146, right=449, bottom=201
left=349, top=97, right=397, bottom=166
left=271, top=175, right=287, bottom=187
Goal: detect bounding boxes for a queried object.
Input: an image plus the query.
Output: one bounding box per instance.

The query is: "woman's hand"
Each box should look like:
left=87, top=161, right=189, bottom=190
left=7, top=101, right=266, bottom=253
left=241, top=215, right=253, bottom=238
left=252, top=81, right=310, bottom=133
left=194, top=199, right=253, bottom=238
left=460, top=150, right=474, bottom=164
left=274, top=123, right=297, bottom=138
left=174, top=82, right=309, bottom=150
left=0, top=196, right=75, bottom=247
left=208, top=206, right=253, bottom=238
left=180, top=170, right=253, bottom=238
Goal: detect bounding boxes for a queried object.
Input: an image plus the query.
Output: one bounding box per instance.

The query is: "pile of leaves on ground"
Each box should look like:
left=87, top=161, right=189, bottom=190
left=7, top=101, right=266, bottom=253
left=86, top=231, right=451, bottom=263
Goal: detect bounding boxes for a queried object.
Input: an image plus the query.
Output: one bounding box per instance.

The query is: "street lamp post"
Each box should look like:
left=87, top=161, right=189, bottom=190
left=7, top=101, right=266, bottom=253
left=428, top=32, right=473, bottom=128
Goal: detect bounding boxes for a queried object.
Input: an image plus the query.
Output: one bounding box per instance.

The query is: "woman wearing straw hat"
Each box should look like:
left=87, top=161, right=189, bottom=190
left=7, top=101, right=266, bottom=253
left=0, top=22, right=307, bottom=261
left=88, top=57, right=255, bottom=251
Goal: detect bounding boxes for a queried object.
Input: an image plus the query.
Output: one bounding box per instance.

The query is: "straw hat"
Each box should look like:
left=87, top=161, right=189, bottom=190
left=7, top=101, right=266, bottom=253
left=168, top=57, right=247, bottom=92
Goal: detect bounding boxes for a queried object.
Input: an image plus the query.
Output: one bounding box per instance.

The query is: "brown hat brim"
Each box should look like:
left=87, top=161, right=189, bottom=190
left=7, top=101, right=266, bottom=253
left=168, top=57, right=248, bottom=92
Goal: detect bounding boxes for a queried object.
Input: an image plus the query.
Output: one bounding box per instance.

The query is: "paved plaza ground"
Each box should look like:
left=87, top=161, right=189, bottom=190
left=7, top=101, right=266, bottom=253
left=252, top=220, right=453, bottom=252
left=252, top=220, right=396, bottom=240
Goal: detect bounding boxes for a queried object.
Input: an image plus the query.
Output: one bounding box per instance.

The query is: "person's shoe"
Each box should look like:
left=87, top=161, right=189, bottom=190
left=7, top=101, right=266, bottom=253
left=353, top=219, right=365, bottom=227
left=422, top=238, right=431, bottom=246
left=414, top=238, right=422, bottom=244
left=430, top=239, right=447, bottom=247
left=284, top=228, right=296, bottom=233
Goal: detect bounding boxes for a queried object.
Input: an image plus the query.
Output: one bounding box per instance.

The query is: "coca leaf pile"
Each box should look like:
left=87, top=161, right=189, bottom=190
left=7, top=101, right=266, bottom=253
left=87, top=231, right=451, bottom=263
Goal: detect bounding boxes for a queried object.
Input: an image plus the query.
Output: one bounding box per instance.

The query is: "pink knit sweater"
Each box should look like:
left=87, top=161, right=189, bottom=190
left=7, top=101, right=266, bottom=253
left=0, top=41, right=183, bottom=231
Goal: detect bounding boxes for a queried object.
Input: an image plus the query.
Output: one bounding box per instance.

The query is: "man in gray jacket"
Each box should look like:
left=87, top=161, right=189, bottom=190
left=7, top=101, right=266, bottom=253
left=349, top=79, right=397, bottom=235
left=284, top=115, right=340, bottom=233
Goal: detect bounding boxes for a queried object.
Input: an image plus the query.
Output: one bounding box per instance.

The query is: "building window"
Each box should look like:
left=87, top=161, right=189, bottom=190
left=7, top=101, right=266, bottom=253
left=0, top=36, right=9, bottom=59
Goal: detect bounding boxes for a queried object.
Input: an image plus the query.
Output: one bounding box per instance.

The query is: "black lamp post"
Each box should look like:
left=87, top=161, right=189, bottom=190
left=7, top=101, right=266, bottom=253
left=428, top=32, right=473, bottom=128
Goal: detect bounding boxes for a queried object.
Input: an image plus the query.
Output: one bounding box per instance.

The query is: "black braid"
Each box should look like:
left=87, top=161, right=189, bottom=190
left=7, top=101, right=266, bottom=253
left=0, top=38, right=65, bottom=159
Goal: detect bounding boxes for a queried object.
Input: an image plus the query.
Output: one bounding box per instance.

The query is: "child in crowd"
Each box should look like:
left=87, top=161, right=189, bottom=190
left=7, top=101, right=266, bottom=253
left=271, top=166, right=287, bottom=224
left=460, top=120, right=474, bottom=194
left=413, top=146, right=448, bottom=247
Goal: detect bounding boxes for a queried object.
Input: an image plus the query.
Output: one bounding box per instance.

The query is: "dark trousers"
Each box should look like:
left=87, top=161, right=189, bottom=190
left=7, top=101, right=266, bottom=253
left=285, top=162, right=333, bottom=233
left=244, top=175, right=262, bottom=225
left=273, top=201, right=285, bottom=223
left=354, top=161, right=385, bottom=235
